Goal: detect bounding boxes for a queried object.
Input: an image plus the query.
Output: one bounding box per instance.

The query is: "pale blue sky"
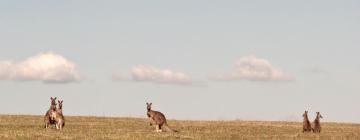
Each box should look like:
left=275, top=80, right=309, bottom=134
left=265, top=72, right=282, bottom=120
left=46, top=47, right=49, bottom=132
left=0, top=1, right=359, bottom=122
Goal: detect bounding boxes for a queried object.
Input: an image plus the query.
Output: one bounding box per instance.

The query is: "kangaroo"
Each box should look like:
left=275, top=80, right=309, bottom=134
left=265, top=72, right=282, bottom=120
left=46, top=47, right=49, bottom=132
left=302, top=110, right=312, bottom=132
left=312, top=112, right=323, bottom=133
left=44, top=97, right=57, bottom=128
left=146, top=102, right=178, bottom=132
left=51, top=100, right=65, bottom=130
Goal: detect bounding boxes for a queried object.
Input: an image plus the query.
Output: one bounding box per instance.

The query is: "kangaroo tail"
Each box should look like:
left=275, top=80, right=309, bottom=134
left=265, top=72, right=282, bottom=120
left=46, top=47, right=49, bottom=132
left=164, top=122, right=178, bottom=133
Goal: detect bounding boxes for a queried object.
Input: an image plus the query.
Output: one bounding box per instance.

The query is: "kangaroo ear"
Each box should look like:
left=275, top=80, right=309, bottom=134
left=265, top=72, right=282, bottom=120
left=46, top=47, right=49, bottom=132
left=149, top=103, right=152, bottom=106
left=54, top=97, right=57, bottom=100
left=51, top=97, right=53, bottom=100
left=61, top=100, right=63, bottom=103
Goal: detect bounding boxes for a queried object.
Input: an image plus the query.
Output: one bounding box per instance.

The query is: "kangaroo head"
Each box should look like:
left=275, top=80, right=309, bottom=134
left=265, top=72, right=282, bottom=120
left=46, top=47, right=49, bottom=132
left=316, top=112, right=323, bottom=119
left=58, top=100, right=63, bottom=110
left=146, top=102, right=152, bottom=111
left=50, top=97, right=57, bottom=105
left=50, top=97, right=57, bottom=110
left=302, top=110, right=308, bottom=118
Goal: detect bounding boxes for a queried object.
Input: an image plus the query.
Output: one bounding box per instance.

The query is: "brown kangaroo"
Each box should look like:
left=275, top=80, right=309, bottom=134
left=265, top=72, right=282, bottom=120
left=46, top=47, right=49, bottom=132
left=51, top=100, right=65, bottom=130
left=146, top=102, right=178, bottom=132
left=44, top=97, right=57, bottom=128
left=312, top=112, right=323, bottom=133
left=302, top=110, right=312, bottom=132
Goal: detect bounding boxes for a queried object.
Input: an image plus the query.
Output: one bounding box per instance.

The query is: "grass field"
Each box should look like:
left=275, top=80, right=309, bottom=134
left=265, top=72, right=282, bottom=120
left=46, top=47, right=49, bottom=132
left=0, top=115, right=359, bottom=140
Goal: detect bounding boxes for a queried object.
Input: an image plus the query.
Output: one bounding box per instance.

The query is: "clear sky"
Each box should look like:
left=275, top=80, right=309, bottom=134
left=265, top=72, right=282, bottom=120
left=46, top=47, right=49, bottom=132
left=0, top=1, right=359, bottom=123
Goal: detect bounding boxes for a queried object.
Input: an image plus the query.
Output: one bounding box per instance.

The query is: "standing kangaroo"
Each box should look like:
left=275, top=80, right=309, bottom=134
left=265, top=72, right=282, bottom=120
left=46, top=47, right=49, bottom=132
left=146, top=102, right=178, bottom=132
left=312, top=112, right=323, bottom=133
left=44, top=97, right=57, bottom=128
left=51, top=100, right=65, bottom=130
left=302, top=110, right=312, bottom=132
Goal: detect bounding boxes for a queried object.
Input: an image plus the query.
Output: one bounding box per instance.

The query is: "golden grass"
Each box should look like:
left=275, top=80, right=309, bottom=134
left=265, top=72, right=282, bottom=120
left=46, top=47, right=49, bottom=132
left=0, top=115, right=359, bottom=140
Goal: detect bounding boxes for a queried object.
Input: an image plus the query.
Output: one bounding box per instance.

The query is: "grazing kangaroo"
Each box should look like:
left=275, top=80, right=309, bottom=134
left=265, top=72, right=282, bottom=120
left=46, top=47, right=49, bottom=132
left=44, top=97, right=57, bottom=128
left=146, top=102, right=178, bottom=132
left=51, top=100, right=65, bottom=130
left=302, top=110, right=312, bottom=132
left=312, top=112, right=323, bottom=133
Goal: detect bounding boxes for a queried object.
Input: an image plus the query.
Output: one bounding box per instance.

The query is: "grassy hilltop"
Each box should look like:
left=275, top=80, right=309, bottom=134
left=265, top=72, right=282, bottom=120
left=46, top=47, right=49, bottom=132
left=0, top=115, right=359, bottom=140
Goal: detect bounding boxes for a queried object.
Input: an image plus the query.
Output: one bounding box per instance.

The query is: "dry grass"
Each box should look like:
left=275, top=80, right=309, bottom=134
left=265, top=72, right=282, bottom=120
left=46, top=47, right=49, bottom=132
left=0, top=115, right=359, bottom=140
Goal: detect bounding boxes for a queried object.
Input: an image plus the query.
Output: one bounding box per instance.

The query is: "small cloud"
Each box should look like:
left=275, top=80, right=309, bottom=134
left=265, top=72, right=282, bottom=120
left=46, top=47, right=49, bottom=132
left=209, top=55, right=293, bottom=81
left=131, top=64, right=192, bottom=84
left=0, top=52, right=81, bottom=83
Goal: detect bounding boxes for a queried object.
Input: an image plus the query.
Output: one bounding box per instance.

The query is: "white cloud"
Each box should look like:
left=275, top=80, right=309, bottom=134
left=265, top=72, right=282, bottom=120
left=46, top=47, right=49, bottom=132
left=131, top=65, right=192, bottom=84
left=0, top=52, right=81, bottom=83
left=209, top=55, right=292, bottom=81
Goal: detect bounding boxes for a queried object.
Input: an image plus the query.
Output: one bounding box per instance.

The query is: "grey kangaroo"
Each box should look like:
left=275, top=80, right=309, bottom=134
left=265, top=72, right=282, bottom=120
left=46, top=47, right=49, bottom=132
left=146, top=102, right=178, bottom=132
left=44, top=97, right=57, bottom=128
left=312, top=112, right=323, bottom=133
left=302, top=110, right=312, bottom=132
left=51, top=100, right=65, bottom=130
